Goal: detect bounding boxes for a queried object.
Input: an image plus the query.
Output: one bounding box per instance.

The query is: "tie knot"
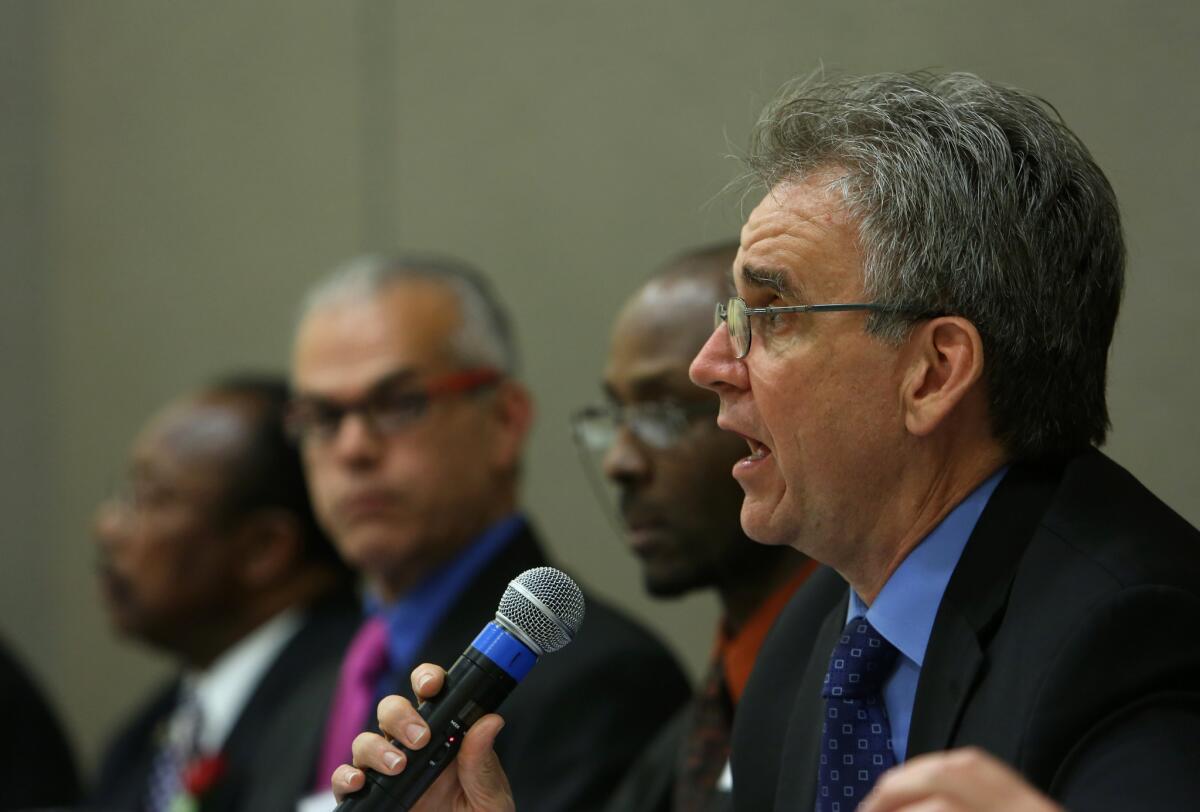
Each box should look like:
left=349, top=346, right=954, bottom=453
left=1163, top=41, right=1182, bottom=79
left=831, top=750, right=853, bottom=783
left=345, top=615, right=391, bottom=687
left=822, top=617, right=899, bottom=699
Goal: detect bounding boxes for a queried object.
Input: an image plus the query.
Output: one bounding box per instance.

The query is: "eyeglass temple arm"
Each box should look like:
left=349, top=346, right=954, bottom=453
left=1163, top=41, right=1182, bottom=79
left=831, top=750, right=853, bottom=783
left=740, top=302, right=893, bottom=316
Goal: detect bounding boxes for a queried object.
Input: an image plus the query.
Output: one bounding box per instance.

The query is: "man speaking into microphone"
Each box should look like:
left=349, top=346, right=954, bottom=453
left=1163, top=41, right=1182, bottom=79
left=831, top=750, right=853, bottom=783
left=289, top=254, right=689, bottom=810
left=336, top=72, right=1200, bottom=811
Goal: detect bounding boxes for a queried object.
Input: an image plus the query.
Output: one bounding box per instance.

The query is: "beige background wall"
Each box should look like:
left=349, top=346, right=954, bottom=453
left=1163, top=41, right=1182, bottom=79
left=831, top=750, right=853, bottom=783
left=3, top=0, right=1197, bottom=773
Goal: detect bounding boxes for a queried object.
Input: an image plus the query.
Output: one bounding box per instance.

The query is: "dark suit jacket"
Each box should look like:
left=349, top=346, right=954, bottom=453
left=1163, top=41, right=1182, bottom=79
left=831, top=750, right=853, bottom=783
left=0, top=637, right=81, bottom=810
left=91, top=589, right=360, bottom=812
left=732, top=451, right=1200, bottom=810
left=606, top=567, right=847, bottom=812
left=382, top=524, right=692, bottom=812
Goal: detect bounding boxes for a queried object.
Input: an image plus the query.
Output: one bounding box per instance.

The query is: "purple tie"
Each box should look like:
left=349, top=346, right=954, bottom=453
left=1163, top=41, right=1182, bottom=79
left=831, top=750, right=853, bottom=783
left=315, top=615, right=390, bottom=789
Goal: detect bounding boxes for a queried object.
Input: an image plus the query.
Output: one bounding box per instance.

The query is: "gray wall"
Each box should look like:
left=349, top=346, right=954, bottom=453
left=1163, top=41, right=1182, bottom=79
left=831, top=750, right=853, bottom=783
left=3, top=0, right=1197, bottom=772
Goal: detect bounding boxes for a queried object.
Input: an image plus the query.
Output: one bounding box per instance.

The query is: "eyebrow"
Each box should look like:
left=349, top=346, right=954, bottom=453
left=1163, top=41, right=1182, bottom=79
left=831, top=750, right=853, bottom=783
left=739, top=264, right=799, bottom=298
left=295, top=367, right=420, bottom=404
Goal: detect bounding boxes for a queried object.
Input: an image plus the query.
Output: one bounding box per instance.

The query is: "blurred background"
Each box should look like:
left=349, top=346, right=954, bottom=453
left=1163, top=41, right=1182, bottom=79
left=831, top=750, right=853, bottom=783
left=3, top=0, right=1197, bottom=774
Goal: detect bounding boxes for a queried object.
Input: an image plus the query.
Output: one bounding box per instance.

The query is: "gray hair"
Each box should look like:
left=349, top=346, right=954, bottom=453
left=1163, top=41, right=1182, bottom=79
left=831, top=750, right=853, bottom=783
left=300, top=253, right=519, bottom=375
left=746, top=71, right=1125, bottom=460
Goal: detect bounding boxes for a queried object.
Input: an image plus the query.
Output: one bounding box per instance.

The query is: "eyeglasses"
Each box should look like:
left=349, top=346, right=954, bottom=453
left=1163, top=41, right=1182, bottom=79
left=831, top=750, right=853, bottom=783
left=570, top=400, right=719, bottom=452
left=285, top=367, right=501, bottom=445
left=714, top=296, right=899, bottom=359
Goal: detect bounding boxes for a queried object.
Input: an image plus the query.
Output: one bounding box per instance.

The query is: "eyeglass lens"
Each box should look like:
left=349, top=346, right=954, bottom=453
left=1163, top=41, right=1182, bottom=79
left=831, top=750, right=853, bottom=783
left=714, top=298, right=750, bottom=358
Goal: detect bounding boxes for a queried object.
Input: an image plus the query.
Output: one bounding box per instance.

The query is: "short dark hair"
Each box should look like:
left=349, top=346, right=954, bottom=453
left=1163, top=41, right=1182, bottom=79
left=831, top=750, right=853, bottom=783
left=205, top=373, right=349, bottom=572
left=747, top=71, right=1125, bottom=460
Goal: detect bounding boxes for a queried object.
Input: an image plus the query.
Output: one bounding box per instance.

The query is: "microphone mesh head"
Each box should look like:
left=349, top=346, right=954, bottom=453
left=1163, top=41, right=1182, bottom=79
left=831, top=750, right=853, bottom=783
left=496, top=567, right=586, bottom=655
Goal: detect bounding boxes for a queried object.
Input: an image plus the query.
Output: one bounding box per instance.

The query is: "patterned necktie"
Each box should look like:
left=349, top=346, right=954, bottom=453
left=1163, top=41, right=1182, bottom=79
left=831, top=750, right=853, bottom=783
left=817, top=617, right=900, bottom=812
left=314, top=615, right=391, bottom=789
left=672, top=658, right=732, bottom=811
left=145, top=684, right=202, bottom=812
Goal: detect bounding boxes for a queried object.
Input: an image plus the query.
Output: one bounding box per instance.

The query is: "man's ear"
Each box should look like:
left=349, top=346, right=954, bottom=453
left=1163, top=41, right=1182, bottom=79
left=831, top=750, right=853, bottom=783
left=899, top=316, right=986, bottom=437
left=234, top=510, right=305, bottom=589
left=487, top=380, right=534, bottom=471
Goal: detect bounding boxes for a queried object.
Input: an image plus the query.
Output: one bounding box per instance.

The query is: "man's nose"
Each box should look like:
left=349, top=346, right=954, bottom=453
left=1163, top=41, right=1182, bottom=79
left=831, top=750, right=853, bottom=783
left=601, top=425, right=651, bottom=484
left=329, top=412, right=385, bottom=465
left=690, top=321, right=747, bottom=393
left=92, top=499, right=128, bottom=550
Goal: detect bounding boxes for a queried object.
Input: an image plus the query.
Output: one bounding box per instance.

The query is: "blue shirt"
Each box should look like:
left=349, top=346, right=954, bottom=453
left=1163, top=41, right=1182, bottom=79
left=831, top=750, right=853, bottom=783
left=846, top=468, right=1007, bottom=762
left=366, top=513, right=526, bottom=699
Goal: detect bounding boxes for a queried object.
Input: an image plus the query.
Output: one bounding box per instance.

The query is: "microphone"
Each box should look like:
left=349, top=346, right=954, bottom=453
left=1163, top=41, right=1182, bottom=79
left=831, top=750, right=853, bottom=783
left=334, top=566, right=586, bottom=811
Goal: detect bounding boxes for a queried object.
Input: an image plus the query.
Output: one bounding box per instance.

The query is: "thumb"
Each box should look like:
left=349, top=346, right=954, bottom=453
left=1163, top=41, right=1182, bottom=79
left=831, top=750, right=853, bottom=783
left=457, top=714, right=515, bottom=812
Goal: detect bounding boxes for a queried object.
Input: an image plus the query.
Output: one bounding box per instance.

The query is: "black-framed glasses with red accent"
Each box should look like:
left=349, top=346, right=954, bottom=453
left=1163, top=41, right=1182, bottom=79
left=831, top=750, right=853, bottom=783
left=284, top=367, right=502, bottom=445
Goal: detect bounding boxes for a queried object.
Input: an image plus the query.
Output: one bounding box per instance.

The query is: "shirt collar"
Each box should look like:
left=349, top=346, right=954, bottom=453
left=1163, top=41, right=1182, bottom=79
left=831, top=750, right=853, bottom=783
left=369, top=513, right=526, bottom=672
left=848, top=466, right=1007, bottom=667
left=184, top=608, right=303, bottom=753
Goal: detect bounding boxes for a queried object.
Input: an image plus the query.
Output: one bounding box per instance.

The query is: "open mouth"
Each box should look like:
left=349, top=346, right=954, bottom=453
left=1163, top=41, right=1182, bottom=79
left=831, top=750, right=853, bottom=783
left=743, top=437, right=771, bottom=462
left=734, top=436, right=772, bottom=462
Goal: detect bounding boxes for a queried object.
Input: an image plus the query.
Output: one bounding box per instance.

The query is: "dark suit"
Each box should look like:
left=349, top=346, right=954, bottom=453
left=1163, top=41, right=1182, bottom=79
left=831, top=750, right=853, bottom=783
left=603, top=707, right=689, bottom=812
left=383, top=523, right=692, bottom=812
left=0, top=637, right=81, bottom=811
left=606, top=567, right=847, bottom=812
left=732, top=451, right=1200, bottom=810
left=91, top=590, right=359, bottom=812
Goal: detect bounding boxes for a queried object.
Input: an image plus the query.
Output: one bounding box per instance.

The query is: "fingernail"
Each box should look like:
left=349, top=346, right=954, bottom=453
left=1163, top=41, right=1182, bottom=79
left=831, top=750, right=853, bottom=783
left=406, top=724, right=427, bottom=745
left=383, top=751, right=404, bottom=772
left=416, top=672, right=433, bottom=691
left=346, top=767, right=362, bottom=782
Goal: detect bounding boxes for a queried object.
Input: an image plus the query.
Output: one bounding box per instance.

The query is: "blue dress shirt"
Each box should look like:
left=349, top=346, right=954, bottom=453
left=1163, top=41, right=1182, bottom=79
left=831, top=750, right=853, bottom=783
left=846, top=468, right=1007, bottom=762
left=366, top=513, right=527, bottom=699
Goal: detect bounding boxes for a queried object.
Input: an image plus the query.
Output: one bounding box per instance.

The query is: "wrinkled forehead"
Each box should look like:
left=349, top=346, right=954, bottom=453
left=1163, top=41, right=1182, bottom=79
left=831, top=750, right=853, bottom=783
left=735, top=176, right=864, bottom=300
left=292, top=281, right=464, bottom=396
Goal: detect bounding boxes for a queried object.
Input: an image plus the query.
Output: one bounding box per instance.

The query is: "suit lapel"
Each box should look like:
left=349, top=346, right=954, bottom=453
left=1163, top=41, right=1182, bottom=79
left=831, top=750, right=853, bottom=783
left=907, top=460, right=1062, bottom=756
left=777, top=595, right=847, bottom=809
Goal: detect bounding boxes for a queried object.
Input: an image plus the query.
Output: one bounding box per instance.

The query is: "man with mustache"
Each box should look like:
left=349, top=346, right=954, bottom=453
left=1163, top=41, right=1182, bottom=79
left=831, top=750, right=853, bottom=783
left=338, top=72, right=1200, bottom=811
left=92, top=375, right=359, bottom=812
left=573, top=242, right=838, bottom=811
left=291, top=254, right=689, bottom=811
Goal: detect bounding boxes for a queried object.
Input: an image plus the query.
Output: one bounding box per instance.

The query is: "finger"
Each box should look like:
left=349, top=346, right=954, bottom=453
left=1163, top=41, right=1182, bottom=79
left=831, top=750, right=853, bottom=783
left=332, top=763, right=366, bottom=802
left=410, top=663, right=446, bottom=699
left=376, top=694, right=431, bottom=749
left=883, top=799, right=962, bottom=812
left=457, top=714, right=515, bottom=810
left=350, top=731, right=407, bottom=775
left=408, top=715, right=514, bottom=812
left=859, top=755, right=949, bottom=812
left=860, top=748, right=1056, bottom=812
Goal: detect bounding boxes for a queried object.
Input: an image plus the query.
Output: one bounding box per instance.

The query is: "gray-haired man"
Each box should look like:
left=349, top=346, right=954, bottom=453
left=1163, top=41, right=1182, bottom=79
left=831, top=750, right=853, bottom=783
left=290, top=255, right=689, bottom=811
left=337, top=72, right=1200, bottom=811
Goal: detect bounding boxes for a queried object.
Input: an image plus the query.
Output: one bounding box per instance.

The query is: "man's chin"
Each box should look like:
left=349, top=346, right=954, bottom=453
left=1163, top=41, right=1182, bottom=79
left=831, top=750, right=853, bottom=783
left=335, top=525, right=411, bottom=564
left=738, top=497, right=792, bottom=547
left=642, top=570, right=706, bottom=599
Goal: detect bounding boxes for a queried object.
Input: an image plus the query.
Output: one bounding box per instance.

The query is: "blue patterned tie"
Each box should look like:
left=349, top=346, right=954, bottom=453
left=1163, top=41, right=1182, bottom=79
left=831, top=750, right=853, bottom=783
left=145, top=684, right=202, bottom=812
left=817, top=617, right=900, bottom=812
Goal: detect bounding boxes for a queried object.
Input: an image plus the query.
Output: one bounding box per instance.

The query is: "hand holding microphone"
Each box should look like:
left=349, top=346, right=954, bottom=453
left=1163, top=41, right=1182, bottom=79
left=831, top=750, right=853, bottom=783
left=333, top=668, right=513, bottom=812
left=332, top=567, right=585, bottom=811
